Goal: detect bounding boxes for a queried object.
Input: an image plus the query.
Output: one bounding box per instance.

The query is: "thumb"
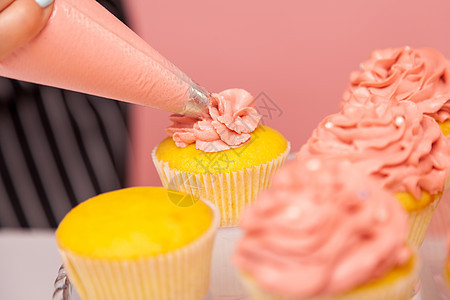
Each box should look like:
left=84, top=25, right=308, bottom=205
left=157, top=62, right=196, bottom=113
left=0, top=0, right=54, bottom=61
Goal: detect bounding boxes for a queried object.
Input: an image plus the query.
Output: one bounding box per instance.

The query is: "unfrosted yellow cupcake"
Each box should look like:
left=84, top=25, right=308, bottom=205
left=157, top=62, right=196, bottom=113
left=153, top=125, right=290, bottom=227
left=56, top=187, right=219, bottom=300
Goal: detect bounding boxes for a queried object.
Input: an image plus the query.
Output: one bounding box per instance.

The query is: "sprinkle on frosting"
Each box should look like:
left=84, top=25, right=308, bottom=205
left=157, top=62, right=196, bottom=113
left=166, top=89, right=262, bottom=152
left=299, top=96, right=450, bottom=199
left=234, top=158, right=411, bottom=298
left=341, top=46, right=450, bottom=123
left=394, top=116, right=405, bottom=127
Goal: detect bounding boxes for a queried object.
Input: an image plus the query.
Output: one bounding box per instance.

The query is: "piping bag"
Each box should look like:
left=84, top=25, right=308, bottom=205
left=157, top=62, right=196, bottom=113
left=0, top=0, right=211, bottom=117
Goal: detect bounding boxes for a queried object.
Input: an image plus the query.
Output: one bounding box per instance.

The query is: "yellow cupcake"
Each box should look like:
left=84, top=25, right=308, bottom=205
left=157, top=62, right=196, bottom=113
left=447, top=257, right=450, bottom=289
left=395, top=191, right=443, bottom=247
left=153, top=125, right=290, bottom=226
left=234, top=158, right=420, bottom=300
left=446, top=233, right=450, bottom=291
left=439, top=119, right=450, bottom=137
left=241, top=254, right=420, bottom=300
left=56, top=187, right=219, bottom=300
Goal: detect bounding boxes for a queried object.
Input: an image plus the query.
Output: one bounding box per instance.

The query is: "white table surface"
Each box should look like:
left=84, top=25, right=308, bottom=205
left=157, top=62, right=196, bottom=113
left=0, top=229, right=62, bottom=300
left=0, top=229, right=448, bottom=300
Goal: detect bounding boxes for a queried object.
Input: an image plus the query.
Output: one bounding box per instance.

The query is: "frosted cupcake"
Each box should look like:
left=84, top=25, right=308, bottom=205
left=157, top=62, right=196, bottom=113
left=299, top=97, right=450, bottom=246
left=153, top=88, right=290, bottom=227
left=341, top=46, right=450, bottom=137
left=234, top=158, right=420, bottom=300
left=153, top=89, right=289, bottom=298
left=56, top=187, right=219, bottom=300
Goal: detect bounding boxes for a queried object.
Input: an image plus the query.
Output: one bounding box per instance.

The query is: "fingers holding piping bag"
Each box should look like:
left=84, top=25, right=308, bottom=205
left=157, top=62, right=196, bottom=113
left=0, top=0, right=210, bottom=117
left=0, top=0, right=54, bottom=60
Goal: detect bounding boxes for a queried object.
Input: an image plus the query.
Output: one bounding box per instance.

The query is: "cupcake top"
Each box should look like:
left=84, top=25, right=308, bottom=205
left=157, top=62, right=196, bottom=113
left=440, top=120, right=450, bottom=137
left=299, top=97, right=450, bottom=199
left=234, top=158, right=411, bottom=298
left=56, top=187, right=216, bottom=259
left=155, top=125, right=288, bottom=174
left=341, top=46, right=450, bottom=123
left=167, top=89, right=262, bottom=152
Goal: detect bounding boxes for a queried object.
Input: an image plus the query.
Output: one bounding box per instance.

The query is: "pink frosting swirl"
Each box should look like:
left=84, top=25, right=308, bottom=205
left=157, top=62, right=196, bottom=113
left=234, top=158, right=411, bottom=298
left=166, top=89, right=262, bottom=152
left=299, top=97, right=450, bottom=199
left=342, top=47, right=450, bottom=123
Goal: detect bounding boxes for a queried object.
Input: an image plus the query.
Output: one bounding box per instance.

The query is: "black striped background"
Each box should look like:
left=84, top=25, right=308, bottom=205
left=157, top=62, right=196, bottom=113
left=0, top=0, right=130, bottom=228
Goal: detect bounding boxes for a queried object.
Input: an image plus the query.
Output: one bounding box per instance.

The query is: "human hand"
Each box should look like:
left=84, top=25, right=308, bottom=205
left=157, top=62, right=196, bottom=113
left=0, top=0, right=54, bottom=60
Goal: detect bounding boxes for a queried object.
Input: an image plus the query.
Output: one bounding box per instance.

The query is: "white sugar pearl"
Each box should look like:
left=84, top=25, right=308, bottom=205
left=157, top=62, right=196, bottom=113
left=394, top=116, right=405, bottom=127
left=325, top=121, right=334, bottom=129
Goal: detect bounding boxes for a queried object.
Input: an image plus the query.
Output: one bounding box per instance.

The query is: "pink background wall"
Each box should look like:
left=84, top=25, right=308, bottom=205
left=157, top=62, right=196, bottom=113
left=124, top=0, right=450, bottom=187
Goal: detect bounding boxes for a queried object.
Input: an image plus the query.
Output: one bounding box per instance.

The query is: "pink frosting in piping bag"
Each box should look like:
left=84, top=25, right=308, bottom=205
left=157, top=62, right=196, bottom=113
left=299, top=96, right=450, bottom=199
left=234, top=158, right=411, bottom=298
left=0, top=0, right=207, bottom=115
left=341, top=47, right=450, bottom=123
left=0, top=0, right=262, bottom=151
left=166, top=89, right=262, bottom=152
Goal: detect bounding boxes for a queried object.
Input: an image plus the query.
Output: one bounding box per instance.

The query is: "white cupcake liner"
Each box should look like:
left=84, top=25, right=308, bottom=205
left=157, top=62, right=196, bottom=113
left=428, top=191, right=450, bottom=237
left=428, top=131, right=449, bottom=238
left=427, top=125, right=449, bottom=235
left=209, top=226, right=246, bottom=299
left=152, top=143, right=290, bottom=227
left=447, top=134, right=450, bottom=191
left=406, top=194, right=442, bottom=247
left=58, top=200, right=220, bottom=300
left=240, top=251, right=420, bottom=300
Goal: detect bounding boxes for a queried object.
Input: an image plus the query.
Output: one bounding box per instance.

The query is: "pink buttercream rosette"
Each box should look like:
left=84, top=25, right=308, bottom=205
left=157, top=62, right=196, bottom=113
left=302, top=97, right=450, bottom=200
left=341, top=46, right=450, bottom=124
left=154, top=88, right=290, bottom=228
left=300, top=96, right=450, bottom=246
left=166, top=89, right=262, bottom=152
left=234, top=158, right=419, bottom=300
